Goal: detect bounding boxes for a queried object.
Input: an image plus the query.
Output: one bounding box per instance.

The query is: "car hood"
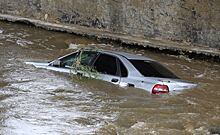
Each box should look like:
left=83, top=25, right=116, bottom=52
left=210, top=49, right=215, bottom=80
left=25, top=61, right=50, bottom=68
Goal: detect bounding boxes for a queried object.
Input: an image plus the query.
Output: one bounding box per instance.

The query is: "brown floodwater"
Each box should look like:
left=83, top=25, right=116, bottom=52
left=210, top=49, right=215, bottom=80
left=0, top=21, right=219, bottom=135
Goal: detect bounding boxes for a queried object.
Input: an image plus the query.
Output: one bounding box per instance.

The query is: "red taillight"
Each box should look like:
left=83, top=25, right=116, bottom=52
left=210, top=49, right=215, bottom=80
left=152, top=84, right=169, bottom=94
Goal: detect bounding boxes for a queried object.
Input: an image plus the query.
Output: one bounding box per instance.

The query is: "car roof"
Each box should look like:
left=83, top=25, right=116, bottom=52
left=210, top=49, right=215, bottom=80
left=101, top=50, right=154, bottom=61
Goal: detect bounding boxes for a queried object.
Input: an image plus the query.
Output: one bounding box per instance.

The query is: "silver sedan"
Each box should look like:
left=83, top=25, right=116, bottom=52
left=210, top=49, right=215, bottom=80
left=26, top=49, right=197, bottom=94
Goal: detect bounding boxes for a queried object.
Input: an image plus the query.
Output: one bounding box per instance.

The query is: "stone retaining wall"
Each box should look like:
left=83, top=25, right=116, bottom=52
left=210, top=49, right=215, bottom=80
left=0, top=0, right=219, bottom=48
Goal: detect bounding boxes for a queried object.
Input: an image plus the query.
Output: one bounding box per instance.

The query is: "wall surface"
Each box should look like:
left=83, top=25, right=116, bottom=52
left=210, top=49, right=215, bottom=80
left=0, top=0, right=219, bottom=48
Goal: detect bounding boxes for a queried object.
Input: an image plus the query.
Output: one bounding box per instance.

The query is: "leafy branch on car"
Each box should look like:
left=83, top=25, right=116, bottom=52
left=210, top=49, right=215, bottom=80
left=70, top=47, right=100, bottom=79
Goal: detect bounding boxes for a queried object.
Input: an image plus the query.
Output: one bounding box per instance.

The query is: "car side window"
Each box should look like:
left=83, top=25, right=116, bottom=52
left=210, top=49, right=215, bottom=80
left=80, top=51, right=98, bottom=66
left=60, top=52, right=78, bottom=68
left=119, top=60, right=128, bottom=77
left=59, top=51, right=98, bottom=68
left=93, top=54, right=118, bottom=76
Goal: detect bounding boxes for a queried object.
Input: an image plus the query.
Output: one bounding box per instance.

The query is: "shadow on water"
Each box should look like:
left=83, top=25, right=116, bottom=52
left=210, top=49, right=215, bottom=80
left=209, top=127, right=220, bottom=135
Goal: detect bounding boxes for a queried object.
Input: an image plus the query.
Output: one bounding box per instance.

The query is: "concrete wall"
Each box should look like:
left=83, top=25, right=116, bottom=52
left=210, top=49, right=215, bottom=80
left=0, top=0, right=219, bottom=48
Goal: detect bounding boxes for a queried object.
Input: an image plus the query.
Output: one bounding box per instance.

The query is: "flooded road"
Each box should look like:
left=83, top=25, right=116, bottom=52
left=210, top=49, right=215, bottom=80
left=0, top=21, right=220, bottom=135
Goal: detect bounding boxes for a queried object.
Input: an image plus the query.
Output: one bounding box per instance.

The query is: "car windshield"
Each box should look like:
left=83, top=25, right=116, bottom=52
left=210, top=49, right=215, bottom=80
left=129, top=60, right=179, bottom=79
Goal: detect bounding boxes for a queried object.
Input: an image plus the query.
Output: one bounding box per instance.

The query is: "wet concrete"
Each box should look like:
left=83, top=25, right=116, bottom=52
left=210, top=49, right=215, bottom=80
left=0, top=21, right=220, bottom=135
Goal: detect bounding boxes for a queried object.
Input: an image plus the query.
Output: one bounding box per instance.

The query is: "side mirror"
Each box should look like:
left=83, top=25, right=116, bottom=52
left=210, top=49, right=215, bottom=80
left=51, top=59, right=61, bottom=67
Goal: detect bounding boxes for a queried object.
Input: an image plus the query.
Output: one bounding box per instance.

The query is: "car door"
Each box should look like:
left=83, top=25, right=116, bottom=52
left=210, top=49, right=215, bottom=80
left=93, top=53, right=121, bottom=85
left=117, top=59, right=132, bottom=87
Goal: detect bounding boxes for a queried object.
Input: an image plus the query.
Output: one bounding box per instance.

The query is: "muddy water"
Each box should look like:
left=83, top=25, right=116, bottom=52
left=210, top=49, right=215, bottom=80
left=0, top=21, right=219, bottom=135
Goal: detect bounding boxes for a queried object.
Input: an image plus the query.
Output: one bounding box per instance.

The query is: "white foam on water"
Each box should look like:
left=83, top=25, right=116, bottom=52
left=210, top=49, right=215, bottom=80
left=2, top=65, right=118, bottom=135
left=0, top=29, right=3, bottom=34
left=69, top=43, right=80, bottom=49
left=16, top=39, right=33, bottom=47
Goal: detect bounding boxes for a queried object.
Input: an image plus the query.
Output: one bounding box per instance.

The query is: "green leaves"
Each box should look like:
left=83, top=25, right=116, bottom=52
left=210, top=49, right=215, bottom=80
left=70, top=48, right=100, bottom=79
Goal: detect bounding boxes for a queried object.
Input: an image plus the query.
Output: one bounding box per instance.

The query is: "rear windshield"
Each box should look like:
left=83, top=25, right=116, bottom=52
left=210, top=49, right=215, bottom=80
left=129, top=60, right=178, bottom=79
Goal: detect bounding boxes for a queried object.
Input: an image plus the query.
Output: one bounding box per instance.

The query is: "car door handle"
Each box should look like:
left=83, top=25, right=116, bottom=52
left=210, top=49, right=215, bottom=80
left=111, top=78, right=119, bottom=83
left=128, top=83, right=135, bottom=87
left=77, top=72, right=83, bottom=76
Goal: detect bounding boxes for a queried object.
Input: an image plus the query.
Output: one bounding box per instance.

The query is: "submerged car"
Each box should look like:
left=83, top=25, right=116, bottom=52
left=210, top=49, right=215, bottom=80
left=26, top=48, right=197, bottom=94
